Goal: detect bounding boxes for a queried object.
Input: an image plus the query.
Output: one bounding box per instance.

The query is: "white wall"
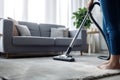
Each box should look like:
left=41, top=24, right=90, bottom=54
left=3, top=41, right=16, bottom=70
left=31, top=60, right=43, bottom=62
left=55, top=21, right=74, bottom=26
left=45, top=0, right=56, bottom=23
left=0, top=0, right=4, bottom=17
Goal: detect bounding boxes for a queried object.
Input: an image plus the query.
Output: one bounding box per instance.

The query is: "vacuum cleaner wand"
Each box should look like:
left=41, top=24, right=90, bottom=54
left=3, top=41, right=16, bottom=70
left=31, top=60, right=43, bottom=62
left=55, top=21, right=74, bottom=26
left=53, top=12, right=89, bottom=62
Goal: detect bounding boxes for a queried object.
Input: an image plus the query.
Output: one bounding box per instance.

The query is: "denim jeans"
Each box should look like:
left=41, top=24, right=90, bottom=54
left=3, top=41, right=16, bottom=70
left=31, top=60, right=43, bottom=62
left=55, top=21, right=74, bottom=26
left=100, top=0, right=120, bottom=55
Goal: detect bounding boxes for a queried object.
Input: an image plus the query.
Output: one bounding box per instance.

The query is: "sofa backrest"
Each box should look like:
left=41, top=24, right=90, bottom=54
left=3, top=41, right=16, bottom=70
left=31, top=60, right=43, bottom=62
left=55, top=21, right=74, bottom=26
left=18, top=21, right=40, bottom=36
left=18, top=21, right=66, bottom=37
left=39, top=24, right=65, bottom=37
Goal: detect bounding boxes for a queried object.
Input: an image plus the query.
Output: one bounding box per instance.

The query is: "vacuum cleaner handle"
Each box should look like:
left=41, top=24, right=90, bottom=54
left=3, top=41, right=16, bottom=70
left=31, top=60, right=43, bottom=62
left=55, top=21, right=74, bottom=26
left=89, top=2, right=100, bottom=12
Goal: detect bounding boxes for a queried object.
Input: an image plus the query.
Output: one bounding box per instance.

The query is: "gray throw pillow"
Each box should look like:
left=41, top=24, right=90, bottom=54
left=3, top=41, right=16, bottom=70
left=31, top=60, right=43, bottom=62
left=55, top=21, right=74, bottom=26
left=50, top=28, right=69, bottom=37
left=16, top=25, right=31, bottom=36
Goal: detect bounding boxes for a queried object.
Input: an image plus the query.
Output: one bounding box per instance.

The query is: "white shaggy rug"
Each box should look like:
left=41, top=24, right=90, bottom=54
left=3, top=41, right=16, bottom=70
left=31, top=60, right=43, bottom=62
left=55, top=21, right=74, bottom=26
left=0, top=53, right=120, bottom=80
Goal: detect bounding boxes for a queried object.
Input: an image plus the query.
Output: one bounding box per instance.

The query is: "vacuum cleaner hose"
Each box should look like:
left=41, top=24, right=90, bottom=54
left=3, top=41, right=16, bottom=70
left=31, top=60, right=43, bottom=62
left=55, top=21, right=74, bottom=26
left=89, top=2, right=110, bottom=60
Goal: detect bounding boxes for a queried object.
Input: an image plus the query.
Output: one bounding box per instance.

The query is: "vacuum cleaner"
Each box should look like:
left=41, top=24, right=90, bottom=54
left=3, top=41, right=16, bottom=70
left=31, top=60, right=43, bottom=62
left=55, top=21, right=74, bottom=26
left=53, top=2, right=110, bottom=62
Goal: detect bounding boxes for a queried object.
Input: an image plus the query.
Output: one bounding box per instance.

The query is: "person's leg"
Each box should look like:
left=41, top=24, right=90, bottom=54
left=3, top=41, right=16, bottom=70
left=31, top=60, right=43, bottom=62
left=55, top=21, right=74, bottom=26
left=99, top=30, right=120, bottom=69
left=99, top=27, right=120, bottom=69
left=98, top=0, right=120, bottom=69
left=101, top=18, right=111, bottom=64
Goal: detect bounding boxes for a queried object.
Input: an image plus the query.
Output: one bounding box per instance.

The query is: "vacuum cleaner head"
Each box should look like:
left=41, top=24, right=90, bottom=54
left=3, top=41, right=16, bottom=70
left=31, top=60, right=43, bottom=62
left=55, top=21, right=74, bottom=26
left=53, top=54, right=75, bottom=62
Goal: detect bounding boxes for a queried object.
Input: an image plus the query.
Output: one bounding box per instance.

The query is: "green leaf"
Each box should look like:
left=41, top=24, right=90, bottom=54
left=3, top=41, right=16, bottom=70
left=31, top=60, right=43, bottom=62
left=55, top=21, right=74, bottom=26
left=72, top=7, right=92, bottom=29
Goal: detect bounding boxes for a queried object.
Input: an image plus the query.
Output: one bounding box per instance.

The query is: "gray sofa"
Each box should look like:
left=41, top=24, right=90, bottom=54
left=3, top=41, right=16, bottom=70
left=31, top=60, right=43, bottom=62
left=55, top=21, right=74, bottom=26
left=0, top=19, right=88, bottom=57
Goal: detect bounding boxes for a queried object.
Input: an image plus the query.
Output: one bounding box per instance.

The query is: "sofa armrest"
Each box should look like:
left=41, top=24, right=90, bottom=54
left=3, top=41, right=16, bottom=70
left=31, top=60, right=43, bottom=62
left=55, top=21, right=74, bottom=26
left=0, top=19, right=4, bottom=52
left=0, top=33, right=2, bottom=36
left=0, top=19, right=13, bottom=53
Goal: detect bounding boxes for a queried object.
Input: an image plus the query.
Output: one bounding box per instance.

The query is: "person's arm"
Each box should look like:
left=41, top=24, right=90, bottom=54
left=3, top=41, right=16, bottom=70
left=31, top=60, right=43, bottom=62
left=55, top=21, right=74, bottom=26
left=87, top=0, right=94, bottom=10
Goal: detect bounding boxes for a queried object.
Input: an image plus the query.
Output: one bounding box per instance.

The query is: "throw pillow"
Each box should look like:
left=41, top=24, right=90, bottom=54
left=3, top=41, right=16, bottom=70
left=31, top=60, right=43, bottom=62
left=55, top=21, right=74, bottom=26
left=50, top=28, right=69, bottom=37
left=62, top=28, right=69, bottom=37
left=7, top=17, right=19, bottom=36
left=16, top=25, right=31, bottom=36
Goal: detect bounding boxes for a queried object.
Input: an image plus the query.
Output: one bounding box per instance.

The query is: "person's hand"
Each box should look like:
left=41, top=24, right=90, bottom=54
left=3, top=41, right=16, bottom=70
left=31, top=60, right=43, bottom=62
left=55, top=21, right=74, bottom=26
left=87, top=0, right=94, bottom=11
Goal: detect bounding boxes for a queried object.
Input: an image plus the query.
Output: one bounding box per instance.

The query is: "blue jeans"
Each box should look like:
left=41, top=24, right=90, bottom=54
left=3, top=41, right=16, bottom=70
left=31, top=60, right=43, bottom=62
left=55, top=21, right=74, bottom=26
left=100, top=0, right=120, bottom=55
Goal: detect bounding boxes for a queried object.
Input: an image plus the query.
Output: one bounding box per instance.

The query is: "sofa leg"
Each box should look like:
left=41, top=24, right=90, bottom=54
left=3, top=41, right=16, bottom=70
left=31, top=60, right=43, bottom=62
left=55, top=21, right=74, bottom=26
left=1, top=53, right=10, bottom=58
left=5, top=53, right=9, bottom=58
left=80, top=51, right=83, bottom=56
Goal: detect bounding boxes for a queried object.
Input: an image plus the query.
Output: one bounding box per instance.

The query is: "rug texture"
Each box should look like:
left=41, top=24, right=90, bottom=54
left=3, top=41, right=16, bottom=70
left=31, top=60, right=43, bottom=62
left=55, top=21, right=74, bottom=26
left=0, top=54, right=120, bottom=80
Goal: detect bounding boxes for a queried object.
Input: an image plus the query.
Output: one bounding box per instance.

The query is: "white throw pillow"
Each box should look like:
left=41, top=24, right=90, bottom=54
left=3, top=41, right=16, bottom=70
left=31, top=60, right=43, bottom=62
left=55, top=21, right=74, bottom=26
left=50, top=28, right=69, bottom=37
left=16, top=25, right=31, bottom=36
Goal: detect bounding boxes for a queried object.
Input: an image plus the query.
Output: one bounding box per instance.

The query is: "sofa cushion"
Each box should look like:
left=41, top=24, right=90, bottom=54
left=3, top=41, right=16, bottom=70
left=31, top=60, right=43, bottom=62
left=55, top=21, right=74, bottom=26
left=18, top=21, right=40, bottom=36
left=50, top=28, right=69, bottom=37
left=55, top=38, right=82, bottom=46
left=13, top=36, right=54, bottom=46
left=39, top=24, right=65, bottom=37
left=16, top=25, right=31, bottom=36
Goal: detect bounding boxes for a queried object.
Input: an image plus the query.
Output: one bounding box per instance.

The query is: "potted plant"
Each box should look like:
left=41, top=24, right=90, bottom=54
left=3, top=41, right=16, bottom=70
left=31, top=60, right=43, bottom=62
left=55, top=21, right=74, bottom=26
left=72, top=7, right=92, bottom=29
